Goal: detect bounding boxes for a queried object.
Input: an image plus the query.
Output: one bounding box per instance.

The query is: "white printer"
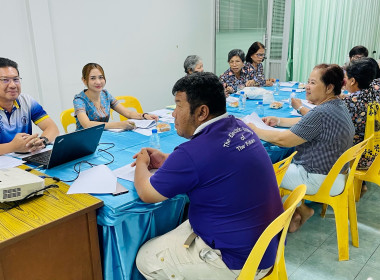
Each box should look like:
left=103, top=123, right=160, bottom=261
left=0, top=168, right=45, bottom=202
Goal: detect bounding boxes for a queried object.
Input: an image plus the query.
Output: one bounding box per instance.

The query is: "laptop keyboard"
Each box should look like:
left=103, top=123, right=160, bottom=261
left=27, top=150, right=52, bottom=164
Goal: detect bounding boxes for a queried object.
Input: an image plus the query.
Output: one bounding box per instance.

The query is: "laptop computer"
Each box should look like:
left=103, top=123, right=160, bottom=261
left=24, top=124, right=105, bottom=169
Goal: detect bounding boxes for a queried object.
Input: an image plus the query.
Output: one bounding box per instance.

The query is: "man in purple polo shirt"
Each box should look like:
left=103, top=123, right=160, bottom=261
left=134, top=72, right=283, bottom=280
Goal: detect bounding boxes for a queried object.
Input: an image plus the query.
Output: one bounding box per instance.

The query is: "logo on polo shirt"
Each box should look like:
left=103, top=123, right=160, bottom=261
left=21, top=116, right=28, bottom=126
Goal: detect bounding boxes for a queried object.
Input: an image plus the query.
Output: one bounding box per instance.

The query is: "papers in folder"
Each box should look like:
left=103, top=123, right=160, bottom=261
left=242, top=112, right=285, bottom=131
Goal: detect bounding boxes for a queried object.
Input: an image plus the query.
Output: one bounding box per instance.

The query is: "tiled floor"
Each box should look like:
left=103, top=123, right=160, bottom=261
left=284, top=182, right=380, bottom=280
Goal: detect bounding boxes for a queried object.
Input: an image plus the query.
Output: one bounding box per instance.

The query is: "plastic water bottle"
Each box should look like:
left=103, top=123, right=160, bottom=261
left=289, top=89, right=296, bottom=108
left=274, top=79, right=280, bottom=95
left=238, top=91, right=246, bottom=110
left=256, top=101, right=264, bottom=117
left=150, top=129, right=160, bottom=149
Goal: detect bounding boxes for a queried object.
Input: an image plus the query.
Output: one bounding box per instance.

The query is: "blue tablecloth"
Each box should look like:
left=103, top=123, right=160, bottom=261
left=40, top=85, right=304, bottom=280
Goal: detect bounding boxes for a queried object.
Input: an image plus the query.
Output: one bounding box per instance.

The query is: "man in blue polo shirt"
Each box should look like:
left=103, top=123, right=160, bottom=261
left=134, top=72, right=283, bottom=280
left=0, top=57, right=59, bottom=155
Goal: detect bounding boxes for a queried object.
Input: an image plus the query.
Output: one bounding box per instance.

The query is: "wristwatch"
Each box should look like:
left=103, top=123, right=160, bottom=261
left=296, top=105, right=304, bottom=114
left=142, top=113, right=148, bottom=119
left=39, top=136, right=49, bottom=148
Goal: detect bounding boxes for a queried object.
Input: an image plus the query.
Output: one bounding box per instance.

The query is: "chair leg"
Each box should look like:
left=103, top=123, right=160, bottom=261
left=348, top=189, right=359, bottom=247
left=332, top=203, right=349, bottom=261
left=353, top=177, right=363, bottom=202
left=321, top=204, right=328, bottom=218
left=277, top=253, right=288, bottom=280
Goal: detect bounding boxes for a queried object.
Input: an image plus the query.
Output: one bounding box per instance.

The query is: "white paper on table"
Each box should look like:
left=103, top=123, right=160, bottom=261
left=107, top=120, right=156, bottom=133
left=280, top=88, right=305, bottom=92
left=242, top=112, right=285, bottom=131
left=113, top=163, right=157, bottom=182
left=130, top=119, right=156, bottom=129
left=67, top=164, right=117, bottom=194
left=0, top=156, right=25, bottom=168
left=149, top=109, right=175, bottom=123
left=280, top=82, right=297, bottom=87
left=134, top=127, right=154, bottom=136
left=149, top=109, right=174, bottom=118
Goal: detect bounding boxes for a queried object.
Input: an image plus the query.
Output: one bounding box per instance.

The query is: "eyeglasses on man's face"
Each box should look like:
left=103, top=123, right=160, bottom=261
left=0, top=77, right=22, bottom=85
left=351, top=55, right=364, bottom=60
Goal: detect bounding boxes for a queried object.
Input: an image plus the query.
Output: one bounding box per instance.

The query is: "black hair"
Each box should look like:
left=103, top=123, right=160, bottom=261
left=0, top=57, right=19, bottom=75
left=314, top=64, right=344, bottom=95
left=346, top=58, right=378, bottom=90
left=172, top=72, right=226, bottom=116
left=227, top=49, right=245, bottom=63
left=246, top=42, right=265, bottom=63
left=349, top=45, right=368, bottom=59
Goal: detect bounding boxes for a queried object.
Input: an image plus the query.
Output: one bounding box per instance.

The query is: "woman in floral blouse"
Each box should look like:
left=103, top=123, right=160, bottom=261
left=219, top=49, right=257, bottom=96
left=245, top=42, right=276, bottom=87
left=342, top=58, right=380, bottom=169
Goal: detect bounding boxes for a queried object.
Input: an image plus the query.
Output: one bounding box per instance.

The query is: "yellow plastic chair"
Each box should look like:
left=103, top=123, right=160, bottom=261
left=354, top=152, right=380, bottom=201
left=272, top=151, right=297, bottom=187
left=280, top=136, right=373, bottom=261
left=60, top=108, right=75, bottom=133
left=238, top=184, right=307, bottom=280
left=353, top=101, right=380, bottom=201
left=114, top=96, right=143, bottom=121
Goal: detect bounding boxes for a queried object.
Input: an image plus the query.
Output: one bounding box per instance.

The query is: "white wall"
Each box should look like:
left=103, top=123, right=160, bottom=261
left=1, top=0, right=215, bottom=132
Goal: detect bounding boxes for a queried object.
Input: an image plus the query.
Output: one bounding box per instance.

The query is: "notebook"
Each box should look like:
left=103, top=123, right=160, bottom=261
left=24, top=124, right=105, bottom=169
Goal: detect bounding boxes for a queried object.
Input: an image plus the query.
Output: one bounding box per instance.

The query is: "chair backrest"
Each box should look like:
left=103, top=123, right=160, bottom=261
left=115, top=96, right=143, bottom=121
left=272, top=151, right=297, bottom=186
left=60, top=108, right=75, bottom=133
left=358, top=148, right=380, bottom=185
left=362, top=101, right=380, bottom=168
left=316, top=135, right=373, bottom=197
left=238, top=184, right=307, bottom=280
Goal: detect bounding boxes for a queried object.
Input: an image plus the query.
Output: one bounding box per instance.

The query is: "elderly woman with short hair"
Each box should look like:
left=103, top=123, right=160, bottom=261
left=183, top=55, right=204, bottom=75
left=219, top=49, right=257, bottom=96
